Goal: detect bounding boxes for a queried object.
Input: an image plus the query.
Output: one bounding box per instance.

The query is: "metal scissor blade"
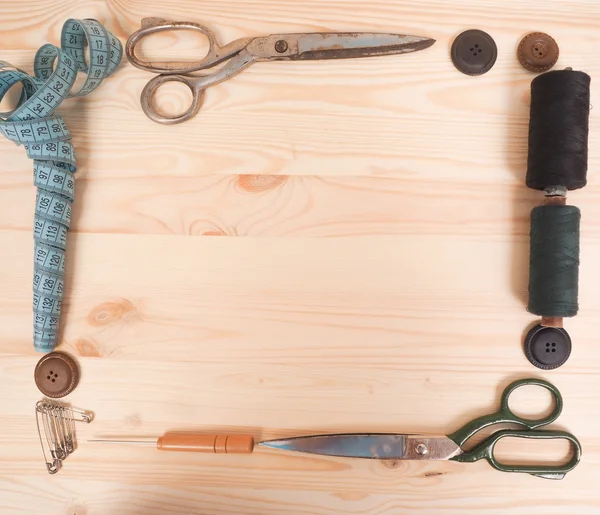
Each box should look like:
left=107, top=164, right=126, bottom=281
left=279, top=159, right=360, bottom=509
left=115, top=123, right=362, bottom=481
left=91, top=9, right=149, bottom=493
left=259, top=433, right=407, bottom=459
left=295, top=33, right=435, bottom=60
left=260, top=433, right=462, bottom=460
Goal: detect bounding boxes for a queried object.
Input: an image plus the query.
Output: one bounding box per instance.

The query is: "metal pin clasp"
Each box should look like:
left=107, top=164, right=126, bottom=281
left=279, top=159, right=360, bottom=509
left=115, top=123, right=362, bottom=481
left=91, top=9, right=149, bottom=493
left=35, top=399, right=93, bottom=474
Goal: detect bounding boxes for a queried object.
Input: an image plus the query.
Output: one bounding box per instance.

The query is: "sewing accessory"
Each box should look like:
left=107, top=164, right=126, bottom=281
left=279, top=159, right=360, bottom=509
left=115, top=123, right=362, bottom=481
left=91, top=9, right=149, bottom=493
left=34, top=351, right=79, bottom=398
left=126, top=17, right=436, bottom=124
left=0, top=19, right=122, bottom=352
left=523, top=69, right=590, bottom=368
left=524, top=324, right=571, bottom=370
left=261, top=379, right=581, bottom=479
left=35, top=399, right=93, bottom=474
left=518, top=32, right=559, bottom=73
left=90, top=379, right=581, bottom=479
left=89, top=433, right=255, bottom=453
left=450, top=29, right=497, bottom=76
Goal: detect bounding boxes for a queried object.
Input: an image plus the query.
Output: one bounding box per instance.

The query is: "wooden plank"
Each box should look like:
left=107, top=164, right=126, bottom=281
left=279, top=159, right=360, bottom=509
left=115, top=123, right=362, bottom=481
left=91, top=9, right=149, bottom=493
left=0, top=175, right=565, bottom=237
left=3, top=174, right=600, bottom=238
left=2, top=171, right=600, bottom=239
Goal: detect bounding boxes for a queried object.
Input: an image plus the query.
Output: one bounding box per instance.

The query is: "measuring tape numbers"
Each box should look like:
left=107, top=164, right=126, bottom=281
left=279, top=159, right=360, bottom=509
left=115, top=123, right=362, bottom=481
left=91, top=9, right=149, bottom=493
left=0, top=19, right=122, bottom=352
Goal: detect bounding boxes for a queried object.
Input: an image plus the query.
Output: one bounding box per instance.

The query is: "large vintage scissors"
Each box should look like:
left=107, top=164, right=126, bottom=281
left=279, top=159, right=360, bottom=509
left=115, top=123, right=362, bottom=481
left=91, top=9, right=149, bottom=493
left=260, top=378, right=582, bottom=479
left=126, top=18, right=436, bottom=124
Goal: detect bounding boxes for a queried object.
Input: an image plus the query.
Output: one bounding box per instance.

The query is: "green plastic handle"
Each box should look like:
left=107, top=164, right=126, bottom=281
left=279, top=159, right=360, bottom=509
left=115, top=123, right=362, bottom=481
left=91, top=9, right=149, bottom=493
left=451, top=429, right=582, bottom=479
left=446, top=378, right=581, bottom=479
left=447, top=378, right=563, bottom=448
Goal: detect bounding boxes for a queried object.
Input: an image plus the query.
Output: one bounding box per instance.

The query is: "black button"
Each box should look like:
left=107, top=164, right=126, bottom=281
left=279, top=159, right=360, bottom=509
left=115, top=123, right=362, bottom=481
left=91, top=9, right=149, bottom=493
left=451, top=29, right=497, bottom=76
left=524, top=324, right=571, bottom=370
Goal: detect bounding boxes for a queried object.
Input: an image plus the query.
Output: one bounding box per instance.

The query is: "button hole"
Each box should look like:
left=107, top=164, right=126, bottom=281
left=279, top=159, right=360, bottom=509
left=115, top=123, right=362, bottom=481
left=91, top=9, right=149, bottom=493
left=51, top=378, right=56, bottom=382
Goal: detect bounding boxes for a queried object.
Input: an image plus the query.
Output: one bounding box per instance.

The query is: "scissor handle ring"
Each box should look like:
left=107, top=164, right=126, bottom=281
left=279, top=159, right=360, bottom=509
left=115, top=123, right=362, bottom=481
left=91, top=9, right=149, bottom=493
left=499, top=378, right=563, bottom=429
left=500, top=378, right=563, bottom=429
left=453, top=428, right=582, bottom=479
left=126, top=18, right=220, bottom=75
left=447, top=378, right=565, bottom=448
left=140, top=74, right=204, bottom=125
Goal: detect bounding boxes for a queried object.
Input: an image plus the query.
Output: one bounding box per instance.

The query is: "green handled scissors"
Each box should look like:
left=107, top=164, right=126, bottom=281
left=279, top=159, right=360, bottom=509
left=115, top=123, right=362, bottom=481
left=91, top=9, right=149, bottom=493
left=260, top=378, right=581, bottom=479
left=126, top=17, right=435, bottom=125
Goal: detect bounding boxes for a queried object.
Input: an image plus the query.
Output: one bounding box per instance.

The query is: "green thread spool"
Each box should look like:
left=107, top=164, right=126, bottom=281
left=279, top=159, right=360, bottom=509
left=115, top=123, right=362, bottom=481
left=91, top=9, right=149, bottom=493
left=528, top=204, right=580, bottom=318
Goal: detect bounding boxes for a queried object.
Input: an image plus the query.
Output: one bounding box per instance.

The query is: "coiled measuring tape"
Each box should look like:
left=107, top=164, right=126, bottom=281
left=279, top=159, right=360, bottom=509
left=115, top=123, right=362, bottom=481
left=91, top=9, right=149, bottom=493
left=0, top=19, right=122, bottom=352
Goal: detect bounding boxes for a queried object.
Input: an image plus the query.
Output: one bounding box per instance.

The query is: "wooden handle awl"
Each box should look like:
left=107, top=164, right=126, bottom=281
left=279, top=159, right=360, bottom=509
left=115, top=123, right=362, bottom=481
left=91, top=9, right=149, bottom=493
left=157, top=433, right=255, bottom=453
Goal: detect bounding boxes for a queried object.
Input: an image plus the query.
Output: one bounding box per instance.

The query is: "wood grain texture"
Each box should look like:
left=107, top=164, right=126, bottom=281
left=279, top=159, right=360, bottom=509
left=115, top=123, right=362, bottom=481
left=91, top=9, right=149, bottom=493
left=1, top=0, right=600, bottom=513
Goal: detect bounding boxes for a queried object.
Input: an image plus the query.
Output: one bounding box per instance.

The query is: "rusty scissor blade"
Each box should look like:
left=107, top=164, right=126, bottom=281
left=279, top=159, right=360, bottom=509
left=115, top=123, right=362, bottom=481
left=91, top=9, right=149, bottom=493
left=294, top=33, right=436, bottom=60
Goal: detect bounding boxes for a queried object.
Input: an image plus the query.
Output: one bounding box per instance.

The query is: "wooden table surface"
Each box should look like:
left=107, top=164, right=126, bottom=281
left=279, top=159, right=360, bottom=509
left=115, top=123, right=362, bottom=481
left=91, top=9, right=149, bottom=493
left=1, top=0, right=600, bottom=513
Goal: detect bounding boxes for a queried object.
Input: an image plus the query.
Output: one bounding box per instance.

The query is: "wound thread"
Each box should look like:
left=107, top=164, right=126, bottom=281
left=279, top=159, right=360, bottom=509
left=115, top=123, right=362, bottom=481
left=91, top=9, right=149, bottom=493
left=527, top=70, right=591, bottom=191
left=528, top=205, right=580, bottom=318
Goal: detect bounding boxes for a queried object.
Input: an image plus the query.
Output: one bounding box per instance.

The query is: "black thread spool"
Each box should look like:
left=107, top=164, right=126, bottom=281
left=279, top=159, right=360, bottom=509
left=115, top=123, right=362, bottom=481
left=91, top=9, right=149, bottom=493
left=524, top=69, right=590, bottom=370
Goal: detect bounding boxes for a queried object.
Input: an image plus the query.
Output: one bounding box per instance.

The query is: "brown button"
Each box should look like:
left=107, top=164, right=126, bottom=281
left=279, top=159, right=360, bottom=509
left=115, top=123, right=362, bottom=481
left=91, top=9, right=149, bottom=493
left=34, top=352, right=79, bottom=398
left=518, top=32, right=559, bottom=73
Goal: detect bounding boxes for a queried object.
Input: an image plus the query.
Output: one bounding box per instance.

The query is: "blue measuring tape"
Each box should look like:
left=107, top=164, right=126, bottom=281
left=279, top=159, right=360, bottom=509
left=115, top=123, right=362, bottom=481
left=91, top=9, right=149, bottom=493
left=0, top=19, right=122, bottom=352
